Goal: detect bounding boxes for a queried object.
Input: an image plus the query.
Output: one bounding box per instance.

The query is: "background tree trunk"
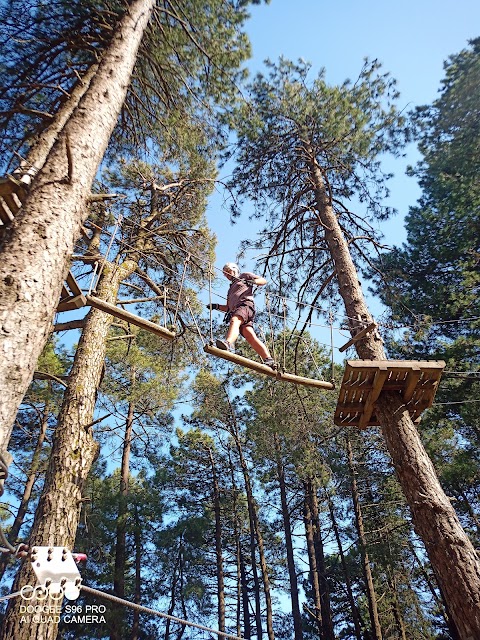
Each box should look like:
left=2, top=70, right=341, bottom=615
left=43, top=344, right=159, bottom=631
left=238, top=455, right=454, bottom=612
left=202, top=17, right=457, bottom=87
left=274, top=435, right=303, bottom=640
left=303, top=483, right=323, bottom=638
left=111, top=396, right=136, bottom=640
left=208, top=447, right=226, bottom=634
left=326, top=490, right=363, bottom=640
left=0, top=402, right=49, bottom=582
left=346, top=437, right=383, bottom=640
left=308, top=481, right=335, bottom=640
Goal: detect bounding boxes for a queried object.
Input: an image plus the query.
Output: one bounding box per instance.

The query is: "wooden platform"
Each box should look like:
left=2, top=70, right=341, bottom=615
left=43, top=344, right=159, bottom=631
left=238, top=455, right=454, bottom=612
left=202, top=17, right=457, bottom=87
left=0, top=172, right=88, bottom=314
left=0, top=175, right=27, bottom=225
left=334, top=360, right=445, bottom=428
left=204, top=344, right=335, bottom=390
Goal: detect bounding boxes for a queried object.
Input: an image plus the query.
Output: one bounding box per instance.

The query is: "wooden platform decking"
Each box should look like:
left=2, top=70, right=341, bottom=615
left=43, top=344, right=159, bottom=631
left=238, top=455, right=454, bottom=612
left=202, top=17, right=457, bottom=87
left=0, top=175, right=27, bottom=225
left=0, top=173, right=89, bottom=313
left=334, top=360, right=445, bottom=428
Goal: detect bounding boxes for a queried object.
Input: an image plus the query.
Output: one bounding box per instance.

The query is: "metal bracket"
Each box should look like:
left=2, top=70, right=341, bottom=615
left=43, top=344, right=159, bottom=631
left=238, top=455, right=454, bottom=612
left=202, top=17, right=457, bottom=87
left=30, top=547, right=82, bottom=600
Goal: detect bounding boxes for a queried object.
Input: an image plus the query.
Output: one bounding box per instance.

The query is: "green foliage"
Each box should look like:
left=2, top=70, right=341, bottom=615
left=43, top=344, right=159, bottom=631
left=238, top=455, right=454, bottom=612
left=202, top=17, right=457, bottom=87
left=223, top=56, right=410, bottom=305
left=0, top=0, right=125, bottom=169
left=0, top=0, right=262, bottom=170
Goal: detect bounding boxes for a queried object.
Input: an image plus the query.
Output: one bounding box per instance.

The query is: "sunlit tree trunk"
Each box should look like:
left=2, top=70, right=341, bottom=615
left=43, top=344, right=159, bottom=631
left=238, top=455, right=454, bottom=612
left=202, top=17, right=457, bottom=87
left=0, top=0, right=155, bottom=458
left=306, top=145, right=480, bottom=640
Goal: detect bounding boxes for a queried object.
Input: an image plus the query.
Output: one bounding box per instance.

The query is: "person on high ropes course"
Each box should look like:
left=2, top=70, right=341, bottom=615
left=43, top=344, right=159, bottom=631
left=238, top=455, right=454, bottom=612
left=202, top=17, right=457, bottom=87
left=206, top=262, right=276, bottom=368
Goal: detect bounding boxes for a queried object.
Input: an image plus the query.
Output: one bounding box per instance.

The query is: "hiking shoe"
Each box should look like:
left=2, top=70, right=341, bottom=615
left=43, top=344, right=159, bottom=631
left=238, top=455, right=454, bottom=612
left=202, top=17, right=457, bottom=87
left=216, top=339, right=235, bottom=353
left=263, top=357, right=276, bottom=369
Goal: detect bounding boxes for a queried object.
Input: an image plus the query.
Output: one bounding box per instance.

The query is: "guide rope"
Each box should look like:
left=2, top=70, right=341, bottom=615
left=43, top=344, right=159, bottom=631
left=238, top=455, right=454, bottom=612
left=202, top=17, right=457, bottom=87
left=81, top=584, right=244, bottom=640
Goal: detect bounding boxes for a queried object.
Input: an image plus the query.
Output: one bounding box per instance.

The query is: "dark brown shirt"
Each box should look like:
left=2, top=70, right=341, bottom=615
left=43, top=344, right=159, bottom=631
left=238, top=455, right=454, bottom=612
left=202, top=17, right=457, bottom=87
left=227, top=272, right=257, bottom=311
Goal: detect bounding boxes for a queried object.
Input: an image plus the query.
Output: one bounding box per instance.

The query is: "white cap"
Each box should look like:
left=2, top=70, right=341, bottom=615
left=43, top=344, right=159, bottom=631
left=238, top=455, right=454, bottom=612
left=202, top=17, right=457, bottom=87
left=222, top=262, right=239, bottom=277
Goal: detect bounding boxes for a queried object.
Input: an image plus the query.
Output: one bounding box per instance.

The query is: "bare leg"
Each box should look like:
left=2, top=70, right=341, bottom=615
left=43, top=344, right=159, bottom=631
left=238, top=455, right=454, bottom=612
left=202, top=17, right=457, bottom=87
left=241, top=325, right=272, bottom=360
left=225, top=316, right=242, bottom=346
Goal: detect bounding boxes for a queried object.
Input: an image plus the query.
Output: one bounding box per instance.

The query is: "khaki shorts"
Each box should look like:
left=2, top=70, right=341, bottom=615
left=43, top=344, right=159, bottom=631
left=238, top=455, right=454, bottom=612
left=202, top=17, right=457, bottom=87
left=232, top=304, right=255, bottom=336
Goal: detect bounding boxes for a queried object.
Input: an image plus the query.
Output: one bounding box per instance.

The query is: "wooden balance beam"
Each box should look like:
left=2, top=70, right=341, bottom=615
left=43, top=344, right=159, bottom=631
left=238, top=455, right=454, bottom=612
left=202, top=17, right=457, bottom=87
left=204, top=344, right=335, bottom=390
left=86, top=295, right=176, bottom=341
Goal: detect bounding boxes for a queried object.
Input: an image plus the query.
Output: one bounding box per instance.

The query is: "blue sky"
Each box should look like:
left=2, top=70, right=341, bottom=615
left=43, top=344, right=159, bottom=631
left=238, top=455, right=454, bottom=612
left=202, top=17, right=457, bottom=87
left=205, top=0, right=479, bottom=337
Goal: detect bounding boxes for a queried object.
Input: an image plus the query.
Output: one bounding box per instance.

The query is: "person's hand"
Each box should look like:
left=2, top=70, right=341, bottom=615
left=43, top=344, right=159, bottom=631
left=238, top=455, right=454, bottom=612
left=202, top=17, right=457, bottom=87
left=206, top=303, right=220, bottom=310
left=241, top=279, right=256, bottom=287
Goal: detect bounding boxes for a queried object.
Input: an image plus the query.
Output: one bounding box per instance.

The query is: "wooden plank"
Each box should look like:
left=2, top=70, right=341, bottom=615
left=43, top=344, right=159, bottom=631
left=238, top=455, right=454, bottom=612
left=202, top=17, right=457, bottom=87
left=2, top=193, right=20, bottom=215
left=66, top=271, right=83, bottom=297
left=57, top=294, right=87, bottom=313
left=0, top=201, right=14, bottom=224
left=339, top=322, right=377, bottom=353
left=403, top=366, right=422, bottom=403
left=346, top=360, right=446, bottom=370
left=358, top=366, right=389, bottom=429
left=86, top=295, right=176, bottom=341
left=334, top=359, right=446, bottom=428
left=0, top=176, right=21, bottom=197
left=204, top=344, right=335, bottom=390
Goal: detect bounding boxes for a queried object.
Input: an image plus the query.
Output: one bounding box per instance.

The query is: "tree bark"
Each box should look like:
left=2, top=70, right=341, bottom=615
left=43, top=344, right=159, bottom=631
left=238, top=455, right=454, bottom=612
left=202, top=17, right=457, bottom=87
left=0, top=260, right=136, bottom=640
left=0, top=0, right=155, bottom=456
left=273, top=434, right=303, bottom=640
left=346, top=436, right=383, bottom=640
left=306, top=146, right=480, bottom=640
left=208, top=447, right=226, bottom=634
left=0, top=400, right=49, bottom=582
left=111, top=396, right=135, bottom=640
left=325, top=490, right=363, bottom=640
left=303, top=483, right=323, bottom=638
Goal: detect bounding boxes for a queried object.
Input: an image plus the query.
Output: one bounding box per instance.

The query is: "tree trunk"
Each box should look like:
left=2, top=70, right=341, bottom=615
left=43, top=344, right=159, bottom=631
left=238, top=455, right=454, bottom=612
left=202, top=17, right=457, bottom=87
left=307, top=148, right=480, bottom=640
left=0, top=399, right=49, bottom=582
left=346, top=436, right=383, bottom=640
left=228, top=449, right=251, bottom=639
left=236, top=436, right=275, bottom=640
left=0, top=0, right=155, bottom=456
left=208, top=447, right=226, bottom=633
left=273, top=434, right=303, bottom=640
left=111, top=396, right=136, bottom=640
left=303, top=483, right=323, bottom=638
left=13, top=63, right=99, bottom=186
left=408, top=540, right=460, bottom=639
left=131, top=504, right=141, bottom=640
left=325, top=490, right=363, bottom=640
left=308, top=480, right=335, bottom=640
left=386, top=570, right=407, bottom=640
left=0, top=260, right=136, bottom=640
